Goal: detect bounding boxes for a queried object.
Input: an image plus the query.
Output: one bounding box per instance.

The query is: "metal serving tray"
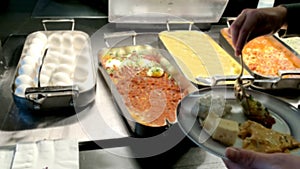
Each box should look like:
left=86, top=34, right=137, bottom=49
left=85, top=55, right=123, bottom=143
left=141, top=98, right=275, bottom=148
left=274, top=36, right=300, bottom=57
left=158, top=27, right=253, bottom=88
left=11, top=19, right=97, bottom=112
left=219, top=28, right=300, bottom=91
left=98, top=31, right=197, bottom=137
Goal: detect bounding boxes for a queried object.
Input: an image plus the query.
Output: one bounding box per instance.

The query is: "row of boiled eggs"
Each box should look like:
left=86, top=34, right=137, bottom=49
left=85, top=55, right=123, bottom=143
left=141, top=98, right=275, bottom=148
left=14, top=31, right=90, bottom=97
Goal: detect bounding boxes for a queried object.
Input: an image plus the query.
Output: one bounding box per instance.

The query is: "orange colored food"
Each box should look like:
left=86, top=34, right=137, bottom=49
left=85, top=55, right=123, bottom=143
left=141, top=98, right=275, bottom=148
left=221, top=28, right=300, bottom=77
left=100, top=47, right=185, bottom=127
left=243, top=37, right=298, bottom=77
left=116, top=68, right=183, bottom=126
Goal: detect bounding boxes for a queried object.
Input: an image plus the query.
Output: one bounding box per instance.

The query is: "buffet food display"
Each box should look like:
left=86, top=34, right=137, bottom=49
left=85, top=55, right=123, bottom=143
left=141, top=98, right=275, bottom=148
left=159, top=30, right=251, bottom=86
left=98, top=41, right=198, bottom=136
left=8, top=17, right=300, bottom=155
left=220, top=28, right=300, bottom=78
left=99, top=45, right=190, bottom=127
left=12, top=30, right=96, bottom=111
left=220, top=28, right=300, bottom=91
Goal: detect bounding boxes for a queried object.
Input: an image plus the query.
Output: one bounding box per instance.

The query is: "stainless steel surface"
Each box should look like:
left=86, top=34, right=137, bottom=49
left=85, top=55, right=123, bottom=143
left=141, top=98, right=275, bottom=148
left=108, top=0, right=228, bottom=23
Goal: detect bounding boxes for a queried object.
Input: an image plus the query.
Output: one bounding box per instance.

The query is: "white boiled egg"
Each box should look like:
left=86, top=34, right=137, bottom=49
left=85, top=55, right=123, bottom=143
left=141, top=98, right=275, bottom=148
left=21, top=55, right=39, bottom=67
left=14, top=84, right=32, bottom=97
left=26, top=43, right=45, bottom=58
left=31, top=32, right=47, bottom=43
left=56, top=64, right=75, bottom=76
left=14, top=74, right=34, bottom=87
left=59, top=54, right=76, bottom=66
left=48, top=32, right=62, bottom=47
left=62, top=32, right=74, bottom=48
left=105, top=59, right=121, bottom=69
left=34, top=74, right=50, bottom=87
left=18, top=64, right=36, bottom=77
left=147, top=67, right=164, bottom=77
left=74, top=65, right=88, bottom=82
left=73, top=33, right=87, bottom=51
left=43, top=51, right=60, bottom=64
left=40, top=63, right=57, bottom=77
left=51, top=72, right=73, bottom=85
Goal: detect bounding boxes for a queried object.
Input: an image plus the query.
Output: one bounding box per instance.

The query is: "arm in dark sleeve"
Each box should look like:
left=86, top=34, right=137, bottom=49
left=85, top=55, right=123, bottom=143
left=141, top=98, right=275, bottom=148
left=281, top=3, right=300, bottom=37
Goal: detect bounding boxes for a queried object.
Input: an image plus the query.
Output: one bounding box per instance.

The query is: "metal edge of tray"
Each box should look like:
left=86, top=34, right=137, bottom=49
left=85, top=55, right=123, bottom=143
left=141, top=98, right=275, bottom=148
left=273, top=35, right=300, bottom=58
left=11, top=30, right=97, bottom=113
left=219, top=28, right=300, bottom=91
left=97, top=41, right=197, bottom=137
left=98, top=66, right=173, bottom=138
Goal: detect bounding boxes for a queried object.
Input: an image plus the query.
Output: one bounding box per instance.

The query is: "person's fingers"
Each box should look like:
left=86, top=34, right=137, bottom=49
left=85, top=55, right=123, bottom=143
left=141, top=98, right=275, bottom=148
left=225, top=147, right=261, bottom=166
left=228, top=10, right=249, bottom=56
left=229, top=11, right=246, bottom=47
left=225, top=147, right=300, bottom=169
left=223, top=158, right=243, bottom=169
left=225, top=147, right=280, bottom=169
left=225, top=147, right=241, bottom=162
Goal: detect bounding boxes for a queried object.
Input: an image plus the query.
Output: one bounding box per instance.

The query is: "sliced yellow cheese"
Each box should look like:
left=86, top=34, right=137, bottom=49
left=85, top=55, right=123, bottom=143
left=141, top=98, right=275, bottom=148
left=159, top=30, right=246, bottom=84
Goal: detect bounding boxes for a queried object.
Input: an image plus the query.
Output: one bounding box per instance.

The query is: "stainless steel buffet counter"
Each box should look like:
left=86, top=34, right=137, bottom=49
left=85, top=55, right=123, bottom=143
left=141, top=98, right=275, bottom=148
left=0, top=22, right=299, bottom=169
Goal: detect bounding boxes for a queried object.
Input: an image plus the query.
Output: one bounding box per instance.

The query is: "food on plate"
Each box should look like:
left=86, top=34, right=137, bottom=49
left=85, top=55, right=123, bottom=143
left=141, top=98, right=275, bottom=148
left=159, top=30, right=247, bottom=85
left=196, top=94, right=238, bottom=146
left=241, top=95, right=275, bottom=128
left=221, top=28, right=300, bottom=77
left=196, top=93, right=232, bottom=123
left=239, top=120, right=300, bottom=153
left=100, top=45, right=187, bottom=127
left=234, top=81, right=276, bottom=128
left=209, top=117, right=239, bottom=146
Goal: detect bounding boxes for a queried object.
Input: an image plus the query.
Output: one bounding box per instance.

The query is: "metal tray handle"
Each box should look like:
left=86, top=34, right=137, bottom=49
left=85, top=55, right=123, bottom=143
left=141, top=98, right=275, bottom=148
left=196, top=75, right=254, bottom=86
left=42, top=19, right=75, bottom=31
left=166, top=20, right=194, bottom=31
left=253, top=69, right=300, bottom=83
left=103, top=31, right=137, bottom=47
left=226, top=17, right=236, bottom=28
left=279, top=69, right=300, bottom=77
left=25, top=85, right=79, bottom=110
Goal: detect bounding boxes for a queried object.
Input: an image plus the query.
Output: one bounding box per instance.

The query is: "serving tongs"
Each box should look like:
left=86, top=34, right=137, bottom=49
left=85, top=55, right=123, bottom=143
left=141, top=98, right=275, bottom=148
left=234, top=53, right=275, bottom=128
left=234, top=53, right=251, bottom=114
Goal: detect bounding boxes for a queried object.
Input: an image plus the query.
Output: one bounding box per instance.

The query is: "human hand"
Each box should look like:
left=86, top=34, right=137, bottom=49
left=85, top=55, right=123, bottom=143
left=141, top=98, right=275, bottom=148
left=223, top=147, right=300, bottom=169
left=228, top=6, right=287, bottom=56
